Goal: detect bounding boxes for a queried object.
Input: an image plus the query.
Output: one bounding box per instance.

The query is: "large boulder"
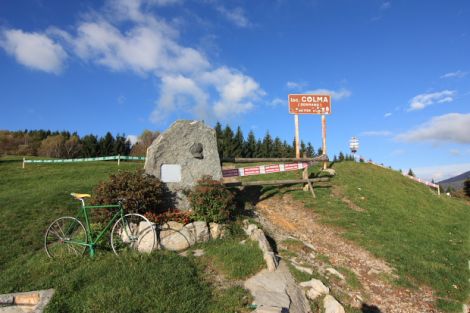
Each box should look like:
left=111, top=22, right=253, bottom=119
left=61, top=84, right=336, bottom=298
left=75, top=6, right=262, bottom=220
left=144, top=120, right=222, bottom=210
left=159, top=227, right=195, bottom=251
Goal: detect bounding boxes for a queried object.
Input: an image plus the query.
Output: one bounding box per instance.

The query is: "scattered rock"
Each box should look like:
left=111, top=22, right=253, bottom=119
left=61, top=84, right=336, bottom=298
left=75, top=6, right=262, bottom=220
left=144, top=120, right=222, bottom=210
left=323, top=295, right=345, bottom=313
left=159, top=227, right=195, bottom=251
left=245, top=261, right=310, bottom=313
left=0, top=294, right=14, bottom=305
left=254, top=305, right=283, bottom=313
left=245, top=223, right=259, bottom=236
left=322, top=168, right=336, bottom=176
left=193, top=249, right=205, bottom=257
left=239, top=239, right=247, bottom=245
left=162, top=221, right=184, bottom=231
left=300, top=278, right=329, bottom=293
left=185, top=221, right=210, bottom=243
left=326, top=267, right=345, bottom=280
left=302, top=241, right=315, bottom=251
left=291, top=263, right=313, bottom=275
left=247, top=224, right=278, bottom=272
left=304, top=279, right=329, bottom=300
left=137, top=221, right=156, bottom=253
left=209, top=222, right=224, bottom=239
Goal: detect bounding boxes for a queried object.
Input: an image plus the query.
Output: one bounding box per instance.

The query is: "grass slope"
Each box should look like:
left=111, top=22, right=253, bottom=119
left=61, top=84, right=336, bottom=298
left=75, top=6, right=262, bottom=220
left=243, top=160, right=469, bottom=312
left=0, top=157, right=262, bottom=312
left=316, top=163, right=470, bottom=311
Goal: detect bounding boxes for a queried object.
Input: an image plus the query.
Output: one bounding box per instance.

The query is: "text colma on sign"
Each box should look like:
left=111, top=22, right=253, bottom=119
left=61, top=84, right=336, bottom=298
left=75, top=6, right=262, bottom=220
left=288, top=94, right=331, bottom=114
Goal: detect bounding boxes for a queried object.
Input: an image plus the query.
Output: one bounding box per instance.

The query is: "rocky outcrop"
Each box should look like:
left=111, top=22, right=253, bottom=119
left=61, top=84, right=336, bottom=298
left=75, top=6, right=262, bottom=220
left=144, top=120, right=222, bottom=210
left=157, top=221, right=225, bottom=251
left=243, top=221, right=278, bottom=272
left=245, top=261, right=310, bottom=313
left=323, top=295, right=345, bottom=313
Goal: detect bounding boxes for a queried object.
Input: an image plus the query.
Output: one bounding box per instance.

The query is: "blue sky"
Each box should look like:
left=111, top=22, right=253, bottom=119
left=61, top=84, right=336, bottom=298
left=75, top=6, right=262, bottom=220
left=0, top=0, right=469, bottom=181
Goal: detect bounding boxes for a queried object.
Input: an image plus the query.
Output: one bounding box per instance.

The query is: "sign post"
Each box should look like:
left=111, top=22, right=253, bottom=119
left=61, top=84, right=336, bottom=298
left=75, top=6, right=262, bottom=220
left=322, top=114, right=327, bottom=169
left=288, top=94, right=332, bottom=184
left=294, top=114, right=300, bottom=158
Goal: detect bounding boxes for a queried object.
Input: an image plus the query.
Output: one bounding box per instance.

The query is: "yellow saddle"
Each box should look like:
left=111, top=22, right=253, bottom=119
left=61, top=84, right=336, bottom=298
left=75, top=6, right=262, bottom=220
left=71, top=193, right=91, bottom=200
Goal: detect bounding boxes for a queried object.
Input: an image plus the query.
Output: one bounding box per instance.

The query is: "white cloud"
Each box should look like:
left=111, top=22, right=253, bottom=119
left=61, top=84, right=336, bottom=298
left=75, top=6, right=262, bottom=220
left=268, top=98, right=285, bottom=107
left=395, top=113, right=470, bottom=144
left=286, top=81, right=307, bottom=90
left=407, top=90, right=456, bottom=111
left=1, top=0, right=263, bottom=122
left=413, top=163, right=470, bottom=182
left=384, top=112, right=392, bottom=117
left=126, top=134, right=138, bottom=145
left=72, top=20, right=209, bottom=75
left=305, top=88, right=352, bottom=101
left=361, top=130, right=392, bottom=137
left=0, top=29, right=67, bottom=74
left=440, top=70, right=467, bottom=79
left=217, top=6, right=251, bottom=28
left=380, top=2, right=391, bottom=10
left=117, top=95, right=126, bottom=104
left=201, top=67, right=265, bottom=119
left=152, top=75, right=209, bottom=122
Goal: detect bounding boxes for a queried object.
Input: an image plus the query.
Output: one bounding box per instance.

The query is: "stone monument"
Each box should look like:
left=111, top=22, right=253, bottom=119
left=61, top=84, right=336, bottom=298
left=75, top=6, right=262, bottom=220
left=144, top=120, right=222, bottom=210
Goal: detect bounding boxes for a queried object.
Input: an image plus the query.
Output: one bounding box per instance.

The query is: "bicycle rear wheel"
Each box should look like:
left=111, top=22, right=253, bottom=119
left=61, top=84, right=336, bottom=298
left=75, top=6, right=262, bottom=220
left=110, top=213, right=156, bottom=255
left=45, top=216, right=87, bottom=258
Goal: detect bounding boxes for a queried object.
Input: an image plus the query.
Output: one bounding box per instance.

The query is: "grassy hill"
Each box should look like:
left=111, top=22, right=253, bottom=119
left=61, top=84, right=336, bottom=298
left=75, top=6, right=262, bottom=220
left=244, top=161, right=470, bottom=311
left=0, top=156, right=263, bottom=313
left=2, top=157, right=469, bottom=312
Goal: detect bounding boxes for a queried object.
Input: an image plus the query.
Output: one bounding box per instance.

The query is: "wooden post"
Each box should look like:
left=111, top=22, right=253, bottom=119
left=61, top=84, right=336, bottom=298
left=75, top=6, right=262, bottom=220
left=437, top=185, right=440, bottom=196
left=322, top=114, right=327, bottom=169
left=117, top=155, right=120, bottom=166
left=22, top=157, right=25, bottom=169
left=302, top=152, right=309, bottom=191
left=294, top=114, right=300, bottom=159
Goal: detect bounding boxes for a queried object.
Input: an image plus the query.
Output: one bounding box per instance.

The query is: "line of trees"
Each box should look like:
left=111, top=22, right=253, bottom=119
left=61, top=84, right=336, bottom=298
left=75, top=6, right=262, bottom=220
left=2, top=123, right=362, bottom=162
left=214, top=122, right=319, bottom=159
left=0, top=130, right=132, bottom=158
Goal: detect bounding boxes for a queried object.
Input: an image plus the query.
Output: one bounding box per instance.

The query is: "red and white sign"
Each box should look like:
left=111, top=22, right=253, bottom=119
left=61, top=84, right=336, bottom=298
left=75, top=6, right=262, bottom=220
left=288, top=94, right=331, bottom=115
left=222, top=162, right=309, bottom=178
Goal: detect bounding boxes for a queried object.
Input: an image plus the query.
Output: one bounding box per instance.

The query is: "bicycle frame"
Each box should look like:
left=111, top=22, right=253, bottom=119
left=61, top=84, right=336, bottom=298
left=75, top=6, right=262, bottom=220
left=65, top=199, right=125, bottom=257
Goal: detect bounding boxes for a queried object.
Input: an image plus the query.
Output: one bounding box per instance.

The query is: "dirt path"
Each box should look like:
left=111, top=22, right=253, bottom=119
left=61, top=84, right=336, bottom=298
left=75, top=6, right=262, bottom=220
left=255, top=194, right=440, bottom=313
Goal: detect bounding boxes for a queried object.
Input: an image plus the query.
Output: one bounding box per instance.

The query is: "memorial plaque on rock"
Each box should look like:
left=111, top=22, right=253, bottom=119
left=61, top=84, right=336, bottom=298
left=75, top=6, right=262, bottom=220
left=144, top=120, right=222, bottom=210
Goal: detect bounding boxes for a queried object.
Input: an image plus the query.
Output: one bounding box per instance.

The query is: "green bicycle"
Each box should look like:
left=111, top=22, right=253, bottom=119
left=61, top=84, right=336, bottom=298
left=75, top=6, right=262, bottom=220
left=44, top=193, right=156, bottom=258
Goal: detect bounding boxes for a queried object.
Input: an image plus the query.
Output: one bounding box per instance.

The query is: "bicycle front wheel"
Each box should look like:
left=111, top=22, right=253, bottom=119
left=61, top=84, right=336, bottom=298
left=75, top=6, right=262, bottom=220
left=45, top=216, right=87, bottom=258
left=110, top=214, right=156, bottom=255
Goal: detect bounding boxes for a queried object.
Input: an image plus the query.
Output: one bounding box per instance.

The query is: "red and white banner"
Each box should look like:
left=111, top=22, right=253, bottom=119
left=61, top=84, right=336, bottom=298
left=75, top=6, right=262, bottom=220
left=223, top=162, right=309, bottom=178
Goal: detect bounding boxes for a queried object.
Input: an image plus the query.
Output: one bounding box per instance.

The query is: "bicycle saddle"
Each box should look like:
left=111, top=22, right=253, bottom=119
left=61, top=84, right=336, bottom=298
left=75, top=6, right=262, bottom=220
left=71, top=193, right=91, bottom=200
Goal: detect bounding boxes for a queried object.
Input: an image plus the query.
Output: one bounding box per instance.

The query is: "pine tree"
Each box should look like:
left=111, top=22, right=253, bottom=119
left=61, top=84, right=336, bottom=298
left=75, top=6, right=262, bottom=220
left=214, top=122, right=224, bottom=158
left=261, top=132, right=273, bottom=157
left=233, top=127, right=244, bottom=157
left=99, top=132, right=115, bottom=156
left=300, top=140, right=306, bottom=157
left=407, top=168, right=415, bottom=177
left=282, top=140, right=293, bottom=157
left=81, top=134, right=99, bottom=157
left=317, top=147, right=323, bottom=155
left=255, top=139, right=263, bottom=157
left=222, top=125, right=235, bottom=158
left=338, top=151, right=345, bottom=161
left=272, top=137, right=283, bottom=158
left=245, top=131, right=257, bottom=158
left=306, top=142, right=314, bottom=157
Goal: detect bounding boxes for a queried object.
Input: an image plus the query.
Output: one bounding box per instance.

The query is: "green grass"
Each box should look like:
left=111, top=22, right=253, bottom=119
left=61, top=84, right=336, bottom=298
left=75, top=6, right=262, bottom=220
left=286, top=161, right=470, bottom=312
left=0, top=157, right=260, bottom=312
left=197, top=238, right=265, bottom=280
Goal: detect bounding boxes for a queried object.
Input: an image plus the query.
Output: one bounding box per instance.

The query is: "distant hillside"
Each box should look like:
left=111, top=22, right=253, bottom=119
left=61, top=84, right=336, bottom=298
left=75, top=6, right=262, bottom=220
left=438, top=170, right=470, bottom=190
